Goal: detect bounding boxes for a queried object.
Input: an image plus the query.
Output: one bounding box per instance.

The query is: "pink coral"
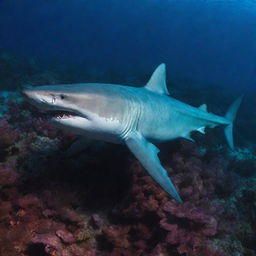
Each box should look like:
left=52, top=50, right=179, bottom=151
left=56, top=229, right=76, bottom=244
left=102, top=141, right=241, bottom=255
left=32, top=117, right=59, bottom=139
left=103, top=225, right=131, bottom=249
left=0, top=117, right=19, bottom=147
left=0, top=96, right=254, bottom=256
left=0, top=164, right=20, bottom=186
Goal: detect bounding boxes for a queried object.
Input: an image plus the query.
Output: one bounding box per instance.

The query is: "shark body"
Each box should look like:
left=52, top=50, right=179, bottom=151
left=22, top=64, right=242, bottom=202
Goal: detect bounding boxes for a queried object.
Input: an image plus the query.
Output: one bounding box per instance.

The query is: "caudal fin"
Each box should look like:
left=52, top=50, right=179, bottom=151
left=224, top=96, right=243, bottom=150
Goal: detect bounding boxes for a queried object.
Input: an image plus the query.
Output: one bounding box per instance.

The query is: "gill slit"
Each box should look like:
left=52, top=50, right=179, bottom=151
left=120, top=88, right=142, bottom=140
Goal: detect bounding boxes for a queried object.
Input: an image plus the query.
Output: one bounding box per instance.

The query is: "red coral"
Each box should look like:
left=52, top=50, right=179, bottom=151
left=16, top=194, right=43, bottom=209
left=0, top=163, right=20, bottom=186
left=103, top=225, right=131, bottom=249
left=0, top=200, right=12, bottom=221
left=31, top=234, right=63, bottom=253
left=103, top=141, right=240, bottom=255
left=0, top=118, right=19, bottom=147
left=0, top=96, right=252, bottom=256
left=32, top=117, right=59, bottom=139
left=56, top=229, right=76, bottom=244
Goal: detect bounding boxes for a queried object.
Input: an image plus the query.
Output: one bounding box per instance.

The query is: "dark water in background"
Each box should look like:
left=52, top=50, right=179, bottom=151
left=1, top=2, right=256, bottom=255
left=0, top=0, right=255, bottom=91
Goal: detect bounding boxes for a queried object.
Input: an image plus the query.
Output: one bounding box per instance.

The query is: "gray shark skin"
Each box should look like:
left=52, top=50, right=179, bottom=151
left=22, top=64, right=242, bottom=203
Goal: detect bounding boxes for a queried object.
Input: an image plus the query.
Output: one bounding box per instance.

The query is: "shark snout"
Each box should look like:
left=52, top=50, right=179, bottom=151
left=21, top=85, right=51, bottom=110
left=21, top=85, right=74, bottom=114
left=21, top=85, right=36, bottom=99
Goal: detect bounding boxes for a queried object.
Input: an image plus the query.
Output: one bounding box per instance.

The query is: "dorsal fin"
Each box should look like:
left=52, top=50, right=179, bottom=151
left=145, top=63, right=170, bottom=95
left=199, top=104, right=207, bottom=111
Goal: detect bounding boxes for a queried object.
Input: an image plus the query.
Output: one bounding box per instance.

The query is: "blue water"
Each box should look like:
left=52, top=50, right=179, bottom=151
left=0, top=2, right=256, bottom=256
left=0, top=0, right=255, bottom=90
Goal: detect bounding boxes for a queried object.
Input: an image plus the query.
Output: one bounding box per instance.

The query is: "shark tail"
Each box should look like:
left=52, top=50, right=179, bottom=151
left=224, top=96, right=243, bottom=150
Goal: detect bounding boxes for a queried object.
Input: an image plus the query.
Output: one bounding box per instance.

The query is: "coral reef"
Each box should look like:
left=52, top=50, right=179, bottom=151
left=0, top=78, right=255, bottom=255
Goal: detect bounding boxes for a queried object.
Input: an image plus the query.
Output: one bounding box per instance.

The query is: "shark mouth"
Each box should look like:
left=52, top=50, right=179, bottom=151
left=47, top=110, right=83, bottom=120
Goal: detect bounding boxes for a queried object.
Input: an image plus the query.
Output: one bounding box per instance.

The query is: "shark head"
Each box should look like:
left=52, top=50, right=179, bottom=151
left=22, top=83, right=128, bottom=138
left=22, top=84, right=97, bottom=132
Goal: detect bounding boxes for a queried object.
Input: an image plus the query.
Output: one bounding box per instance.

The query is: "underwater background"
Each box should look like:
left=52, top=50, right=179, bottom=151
left=0, top=0, right=256, bottom=255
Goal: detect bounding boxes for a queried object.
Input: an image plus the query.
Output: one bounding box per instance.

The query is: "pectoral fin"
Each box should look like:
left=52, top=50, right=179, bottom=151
left=125, top=132, right=182, bottom=203
left=65, top=136, right=92, bottom=157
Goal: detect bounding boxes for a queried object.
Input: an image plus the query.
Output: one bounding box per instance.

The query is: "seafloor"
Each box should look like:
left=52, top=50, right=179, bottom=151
left=0, top=54, right=255, bottom=256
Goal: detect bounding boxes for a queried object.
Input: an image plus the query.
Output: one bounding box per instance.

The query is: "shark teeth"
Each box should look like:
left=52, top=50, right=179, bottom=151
left=50, top=110, right=76, bottom=120
left=56, top=114, right=72, bottom=119
left=47, top=110, right=87, bottom=121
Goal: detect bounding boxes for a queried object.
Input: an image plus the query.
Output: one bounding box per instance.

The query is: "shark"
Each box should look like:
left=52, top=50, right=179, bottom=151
left=22, top=64, right=242, bottom=203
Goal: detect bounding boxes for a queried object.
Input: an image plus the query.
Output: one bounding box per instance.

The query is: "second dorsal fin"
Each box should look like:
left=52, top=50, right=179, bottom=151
left=199, top=104, right=207, bottom=111
left=145, top=63, right=170, bottom=95
left=197, top=127, right=206, bottom=134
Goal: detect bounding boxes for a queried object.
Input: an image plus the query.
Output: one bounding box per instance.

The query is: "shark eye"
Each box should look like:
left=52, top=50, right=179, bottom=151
left=60, top=94, right=66, bottom=100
